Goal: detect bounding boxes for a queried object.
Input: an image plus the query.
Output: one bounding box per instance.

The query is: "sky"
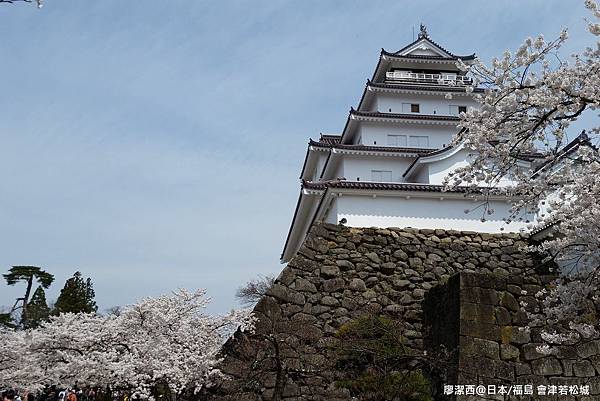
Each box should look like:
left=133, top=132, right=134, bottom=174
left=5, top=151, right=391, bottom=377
left=0, top=0, right=595, bottom=314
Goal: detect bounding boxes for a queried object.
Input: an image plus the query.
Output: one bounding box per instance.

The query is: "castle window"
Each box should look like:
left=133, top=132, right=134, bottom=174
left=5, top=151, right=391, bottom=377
left=402, top=103, right=420, bottom=113
left=387, top=134, right=407, bottom=146
left=449, top=105, right=468, bottom=115
left=409, top=135, right=429, bottom=147
left=371, top=170, right=392, bottom=182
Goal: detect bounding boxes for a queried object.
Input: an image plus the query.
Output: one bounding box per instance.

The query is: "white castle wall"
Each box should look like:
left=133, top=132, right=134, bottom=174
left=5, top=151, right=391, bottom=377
left=341, top=155, right=415, bottom=183
left=328, top=195, right=530, bottom=233
left=358, top=123, right=456, bottom=149
left=375, top=93, right=478, bottom=115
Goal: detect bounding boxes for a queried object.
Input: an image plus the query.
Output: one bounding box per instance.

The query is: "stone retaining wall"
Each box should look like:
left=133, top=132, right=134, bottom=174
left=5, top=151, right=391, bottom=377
left=207, top=223, right=567, bottom=401
left=425, top=273, right=600, bottom=401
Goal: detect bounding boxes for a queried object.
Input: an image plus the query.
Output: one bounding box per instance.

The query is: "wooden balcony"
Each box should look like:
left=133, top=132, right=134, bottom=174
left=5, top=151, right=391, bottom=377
left=385, top=71, right=472, bottom=85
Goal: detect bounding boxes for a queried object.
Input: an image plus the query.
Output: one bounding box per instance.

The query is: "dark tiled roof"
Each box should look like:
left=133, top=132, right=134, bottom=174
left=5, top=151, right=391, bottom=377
left=369, top=81, right=484, bottom=93
left=318, top=134, right=341, bottom=145
left=402, top=139, right=545, bottom=178
left=381, top=50, right=476, bottom=61
left=531, top=131, right=596, bottom=177
left=351, top=109, right=461, bottom=122
left=309, top=139, right=436, bottom=155
left=387, top=36, right=476, bottom=60
left=302, top=180, right=479, bottom=193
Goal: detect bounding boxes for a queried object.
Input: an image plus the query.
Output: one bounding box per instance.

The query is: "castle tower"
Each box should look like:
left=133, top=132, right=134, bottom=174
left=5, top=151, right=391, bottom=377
left=282, top=28, right=533, bottom=263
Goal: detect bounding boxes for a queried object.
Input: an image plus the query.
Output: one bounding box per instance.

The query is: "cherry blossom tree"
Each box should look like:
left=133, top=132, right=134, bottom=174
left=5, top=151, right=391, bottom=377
left=0, top=289, right=253, bottom=399
left=447, top=0, right=600, bottom=344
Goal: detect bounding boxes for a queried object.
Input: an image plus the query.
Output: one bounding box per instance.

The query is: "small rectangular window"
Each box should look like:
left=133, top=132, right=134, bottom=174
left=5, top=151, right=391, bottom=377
left=409, top=135, right=429, bottom=147
left=371, top=170, right=392, bottom=182
left=402, top=103, right=420, bottom=113
left=387, top=134, right=407, bottom=146
left=449, top=105, right=467, bottom=115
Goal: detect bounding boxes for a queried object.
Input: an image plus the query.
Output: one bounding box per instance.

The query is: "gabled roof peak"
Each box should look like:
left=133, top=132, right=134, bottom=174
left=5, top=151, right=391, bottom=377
left=384, top=29, right=476, bottom=61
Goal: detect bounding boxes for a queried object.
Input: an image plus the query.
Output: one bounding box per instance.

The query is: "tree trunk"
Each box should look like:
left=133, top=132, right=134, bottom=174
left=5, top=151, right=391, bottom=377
left=21, top=275, right=33, bottom=326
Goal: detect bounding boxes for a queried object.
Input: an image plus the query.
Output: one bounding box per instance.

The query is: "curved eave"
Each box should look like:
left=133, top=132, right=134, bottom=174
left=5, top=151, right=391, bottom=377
left=281, top=188, right=325, bottom=263
left=368, top=81, right=483, bottom=94
left=352, top=110, right=461, bottom=123
left=309, top=139, right=437, bottom=155
left=382, top=49, right=476, bottom=61
left=300, top=141, right=331, bottom=180
left=332, top=146, right=435, bottom=157
left=403, top=141, right=465, bottom=178
left=303, top=180, right=508, bottom=198
left=391, top=36, right=476, bottom=60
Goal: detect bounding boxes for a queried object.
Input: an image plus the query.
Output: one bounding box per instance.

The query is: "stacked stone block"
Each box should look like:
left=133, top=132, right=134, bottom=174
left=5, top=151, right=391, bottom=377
left=427, top=273, right=600, bottom=401
left=209, top=223, right=596, bottom=401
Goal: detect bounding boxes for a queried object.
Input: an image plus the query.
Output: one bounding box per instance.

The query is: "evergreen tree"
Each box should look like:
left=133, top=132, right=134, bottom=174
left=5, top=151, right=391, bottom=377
left=53, top=271, right=98, bottom=314
left=24, top=286, right=50, bottom=328
left=3, top=265, right=55, bottom=327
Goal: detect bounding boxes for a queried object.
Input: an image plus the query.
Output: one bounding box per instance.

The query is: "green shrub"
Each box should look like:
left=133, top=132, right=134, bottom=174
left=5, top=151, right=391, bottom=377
left=334, top=315, right=433, bottom=401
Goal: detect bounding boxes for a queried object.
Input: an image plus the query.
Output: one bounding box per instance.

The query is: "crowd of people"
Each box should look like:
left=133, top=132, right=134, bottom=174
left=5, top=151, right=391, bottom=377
left=2, top=388, right=113, bottom=401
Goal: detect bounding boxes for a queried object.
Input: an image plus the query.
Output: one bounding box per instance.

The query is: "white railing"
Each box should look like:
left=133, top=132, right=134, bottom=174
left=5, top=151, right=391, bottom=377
left=385, top=71, right=471, bottom=85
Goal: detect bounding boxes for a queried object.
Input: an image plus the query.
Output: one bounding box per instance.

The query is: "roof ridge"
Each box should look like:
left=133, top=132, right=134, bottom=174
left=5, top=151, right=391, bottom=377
left=351, top=110, right=461, bottom=121
left=386, top=36, right=476, bottom=60
left=302, top=180, right=487, bottom=194
left=368, top=81, right=484, bottom=93
left=309, top=139, right=438, bottom=155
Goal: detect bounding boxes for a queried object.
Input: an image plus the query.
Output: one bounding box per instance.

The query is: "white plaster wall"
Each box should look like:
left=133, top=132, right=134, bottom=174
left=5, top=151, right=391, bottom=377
left=342, top=155, right=415, bottom=182
left=375, top=93, right=478, bottom=115
left=313, top=152, right=328, bottom=181
left=427, top=149, right=470, bottom=185
left=333, top=159, right=344, bottom=180
left=324, top=200, right=338, bottom=224
left=426, top=149, right=521, bottom=188
left=413, top=166, right=430, bottom=184
left=406, top=48, right=441, bottom=56
left=359, top=123, right=455, bottom=149
left=332, top=195, right=531, bottom=233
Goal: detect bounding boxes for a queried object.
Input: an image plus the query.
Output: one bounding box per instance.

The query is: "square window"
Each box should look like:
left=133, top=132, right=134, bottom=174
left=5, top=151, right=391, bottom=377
left=371, top=170, right=392, bottom=182
left=458, top=106, right=467, bottom=113
left=409, top=135, right=429, bottom=147
left=387, top=134, right=407, bottom=146
left=411, top=104, right=420, bottom=113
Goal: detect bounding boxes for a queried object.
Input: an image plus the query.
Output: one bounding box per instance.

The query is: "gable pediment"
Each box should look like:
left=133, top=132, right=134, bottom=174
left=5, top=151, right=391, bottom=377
left=399, top=38, right=453, bottom=58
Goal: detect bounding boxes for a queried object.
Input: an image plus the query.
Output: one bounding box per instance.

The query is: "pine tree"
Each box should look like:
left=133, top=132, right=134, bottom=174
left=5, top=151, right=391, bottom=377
left=53, top=271, right=98, bottom=315
left=24, top=286, right=50, bottom=328
left=3, top=266, right=55, bottom=327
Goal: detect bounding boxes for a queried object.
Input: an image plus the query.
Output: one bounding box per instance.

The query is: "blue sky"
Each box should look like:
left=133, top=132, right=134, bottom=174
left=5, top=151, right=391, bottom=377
left=0, top=0, right=595, bottom=313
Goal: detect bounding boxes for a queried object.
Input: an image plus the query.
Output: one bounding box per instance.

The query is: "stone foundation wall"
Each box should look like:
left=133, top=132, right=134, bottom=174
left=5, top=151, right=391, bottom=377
left=425, top=273, right=600, bottom=401
left=207, top=223, right=562, bottom=401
